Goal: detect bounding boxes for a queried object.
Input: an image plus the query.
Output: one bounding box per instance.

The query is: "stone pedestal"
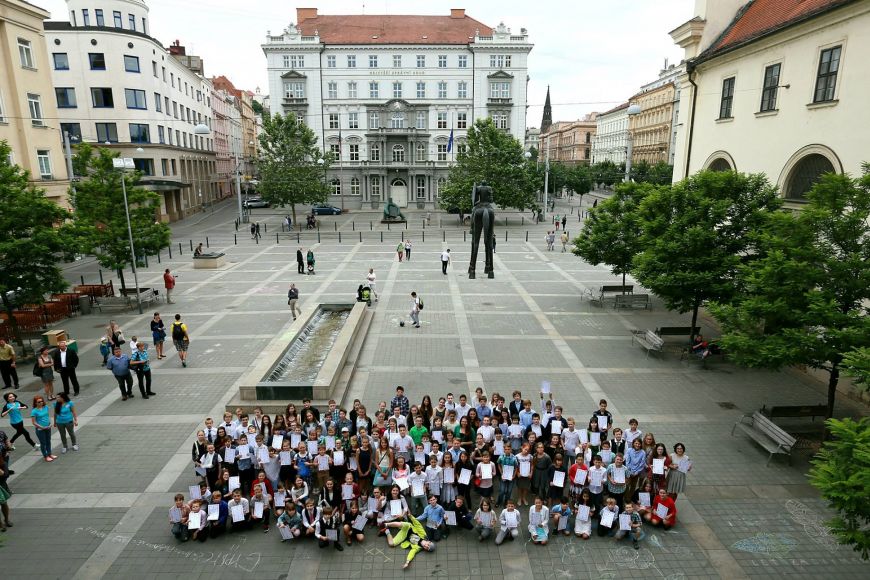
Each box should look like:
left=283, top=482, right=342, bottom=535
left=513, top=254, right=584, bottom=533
left=193, top=252, right=226, bottom=269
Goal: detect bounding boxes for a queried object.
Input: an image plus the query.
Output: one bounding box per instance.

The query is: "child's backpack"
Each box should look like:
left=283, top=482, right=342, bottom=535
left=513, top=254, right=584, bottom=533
left=417, top=296, right=424, bottom=310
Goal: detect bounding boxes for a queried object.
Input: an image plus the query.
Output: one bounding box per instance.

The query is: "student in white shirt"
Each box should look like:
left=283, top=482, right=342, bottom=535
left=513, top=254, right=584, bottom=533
left=528, top=497, right=550, bottom=545
left=227, top=490, right=250, bottom=532
left=454, top=394, right=471, bottom=419
left=477, top=416, right=495, bottom=444
left=495, top=500, right=521, bottom=544
left=392, top=425, right=414, bottom=463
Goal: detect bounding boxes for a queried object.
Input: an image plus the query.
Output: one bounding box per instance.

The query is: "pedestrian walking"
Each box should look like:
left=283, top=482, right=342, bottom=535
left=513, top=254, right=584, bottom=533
left=30, top=395, right=56, bottom=462
left=36, top=346, right=55, bottom=401
left=440, top=249, right=451, bottom=275
left=106, top=347, right=134, bottom=400
left=151, top=312, right=167, bottom=359
left=396, top=242, right=404, bottom=262
left=288, top=284, right=300, bottom=320
left=0, top=339, right=20, bottom=390
left=194, top=243, right=203, bottom=257
left=554, top=215, right=560, bottom=230
left=2, top=393, right=37, bottom=448
left=297, top=248, right=305, bottom=274
left=561, top=215, right=567, bottom=230
left=306, top=250, right=316, bottom=275
left=409, top=292, right=421, bottom=329
left=170, top=314, right=191, bottom=367
left=251, top=222, right=257, bottom=239
left=53, top=392, right=79, bottom=453
left=163, top=269, right=176, bottom=304
left=255, top=222, right=262, bottom=240
left=51, top=340, right=80, bottom=396
left=405, top=240, right=412, bottom=261
left=561, top=232, right=569, bottom=253
left=366, top=268, right=379, bottom=302
left=131, top=342, right=156, bottom=398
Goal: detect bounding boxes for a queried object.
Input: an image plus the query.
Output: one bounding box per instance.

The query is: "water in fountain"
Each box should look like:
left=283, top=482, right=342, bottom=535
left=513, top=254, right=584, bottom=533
left=265, top=308, right=351, bottom=384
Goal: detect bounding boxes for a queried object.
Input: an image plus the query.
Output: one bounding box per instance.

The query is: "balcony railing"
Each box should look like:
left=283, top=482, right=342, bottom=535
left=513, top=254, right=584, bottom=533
left=487, top=97, right=513, bottom=106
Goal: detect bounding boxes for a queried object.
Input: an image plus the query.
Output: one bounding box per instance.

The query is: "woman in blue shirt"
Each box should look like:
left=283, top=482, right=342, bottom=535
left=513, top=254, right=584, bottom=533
left=54, top=393, right=79, bottom=453
left=625, top=438, right=647, bottom=498
left=1, top=393, right=37, bottom=448
left=30, top=395, right=55, bottom=461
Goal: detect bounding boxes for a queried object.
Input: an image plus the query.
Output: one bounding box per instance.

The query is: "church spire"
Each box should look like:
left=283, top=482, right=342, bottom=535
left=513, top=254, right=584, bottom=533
left=540, top=86, right=552, bottom=133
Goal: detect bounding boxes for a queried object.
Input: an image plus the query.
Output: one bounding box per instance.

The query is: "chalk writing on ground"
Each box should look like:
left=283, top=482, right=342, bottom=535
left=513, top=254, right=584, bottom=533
left=731, top=533, right=798, bottom=555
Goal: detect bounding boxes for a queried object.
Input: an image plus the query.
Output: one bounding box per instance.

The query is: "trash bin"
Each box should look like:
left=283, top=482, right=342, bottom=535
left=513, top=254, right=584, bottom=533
left=78, top=294, right=92, bottom=315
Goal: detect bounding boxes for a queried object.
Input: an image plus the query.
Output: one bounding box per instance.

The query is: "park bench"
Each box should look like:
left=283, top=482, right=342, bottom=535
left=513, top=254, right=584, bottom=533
left=731, top=411, right=797, bottom=466
left=119, top=287, right=160, bottom=306
left=74, top=282, right=114, bottom=303
left=585, top=284, right=633, bottom=307
left=761, top=404, right=827, bottom=421
left=631, top=329, right=664, bottom=357
left=655, top=326, right=701, bottom=341
left=614, top=293, right=651, bottom=310
left=92, top=296, right=133, bottom=313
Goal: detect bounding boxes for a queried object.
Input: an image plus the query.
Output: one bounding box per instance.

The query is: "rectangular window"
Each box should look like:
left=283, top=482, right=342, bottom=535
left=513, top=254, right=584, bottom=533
left=154, top=92, right=161, bottom=111
left=124, top=55, right=140, bottom=72
left=814, top=46, right=841, bottom=103
left=347, top=55, right=356, bottom=68
left=164, top=96, right=170, bottom=114
left=128, top=14, right=136, bottom=31
left=37, top=150, right=52, bottom=179
left=390, top=112, right=404, bottom=129
left=284, top=82, right=304, bottom=98
left=719, top=77, right=735, bottom=118
left=416, top=111, right=426, bottom=129
left=350, top=178, right=360, bottom=195
left=152, top=60, right=157, bottom=76
left=489, top=55, right=511, bottom=68
left=457, top=112, right=467, bottom=129
left=95, top=9, right=104, bottom=26
left=327, top=55, right=336, bottom=68
left=371, top=176, right=381, bottom=195
left=370, top=143, right=380, bottom=161
left=171, top=159, right=177, bottom=174
left=392, top=81, right=402, bottom=98
left=167, top=129, right=173, bottom=145
left=88, top=53, right=106, bottom=70
left=369, top=81, right=379, bottom=98
left=96, top=122, right=118, bottom=143
left=142, top=18, right=146, bottom=35
left=289, top=55, right=304, bottom=68
left=113, top=11, right=122, bottom=28
left=348, top=112, right=359, bottom=129
left=53, top=53, right=69, bottom=70
left=416, top=176, right=426, bottom=199
left=760, top=63, right=781, bottom=112
left=349, top=144, right=360, bottom=161
left=182, top=133, right=187, bottom=148
left=348, top=82, right=357, bottom=99
left=329, top=144, right=340, bottom=160
left=82, top=9, right=89, bottom=26
left=416, top=81, right=425, bottom=99
left=27, top=93, right=43, bottom=126
left=133, top=158, right=154, bottom=176
left=157, top=125, right=165, bottom=144
left=0, top=93, right=4, bottom=123
left=369, top=55, right=378, bottom=68
left=161, top=158, right=168, bottom=175
left=492, top=113, right=508, bottom=129
left=162, top=67, right=166, bottom=81
left=437, top=112, right=448, bottom=129
left=438, top=82, right=447, bottom=99
left=369, top=112, right=380, bottom=129
left=438, top=55, right=448, bottom=68
left=328, top=113, right=339, bottom=129
left=172, top=101, right=178, bottom=118
left=125, top=88, right=146, bottom=109
left=129, top=123, right=150, bottom=143
left=416, top=55, right=425, bottom=68
left=18, top=39, right=34, bottom=68
left=55, top=87, right=76, bottom=108
left=327, top=82, right=338, bottom=99
left=393, top=55, right=402, bottom=68
left=282, top=55, right=290, bottom=68
left=458, top=55, right=468, bottom=68
left=490, top=82, right=510, bottom=99
left=457, top=81, right=467, bottom=99
left=437, top=144, right=448, bottom=161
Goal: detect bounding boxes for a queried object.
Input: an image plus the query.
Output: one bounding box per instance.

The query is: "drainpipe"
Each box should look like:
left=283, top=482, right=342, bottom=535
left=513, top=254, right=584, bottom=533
left=684, top=60, right=698, bottom=179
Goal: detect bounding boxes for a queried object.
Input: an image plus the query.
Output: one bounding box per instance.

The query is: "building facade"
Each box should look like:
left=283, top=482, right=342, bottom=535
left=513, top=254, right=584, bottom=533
left=591, top=103, right=629, bottom=164
left=539, top=114, right=596, bottom=166
left=0, top=0, right=71, bottom=207
left=628, top=82, right=676, bottom=165
left=44, top=0, right=219, bottom=221
left=212, top=75, right=259, bottom=183
left=669, top=0, right=869, bottom=205
left=262, top=7, right=532, bottom=209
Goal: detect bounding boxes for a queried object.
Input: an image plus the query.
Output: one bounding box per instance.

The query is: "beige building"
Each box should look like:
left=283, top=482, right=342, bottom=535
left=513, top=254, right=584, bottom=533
left=628, top=82, right=676, bottom=165
left=0, top=0, right=71, bottom=207
left=540, top=114, right=597, bottom=166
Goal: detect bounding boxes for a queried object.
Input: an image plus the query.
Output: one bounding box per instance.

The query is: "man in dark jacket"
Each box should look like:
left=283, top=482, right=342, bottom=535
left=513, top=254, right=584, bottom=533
left=52, top=340, right=80, bottom=396
left=296, top=248, right=305, bottom=274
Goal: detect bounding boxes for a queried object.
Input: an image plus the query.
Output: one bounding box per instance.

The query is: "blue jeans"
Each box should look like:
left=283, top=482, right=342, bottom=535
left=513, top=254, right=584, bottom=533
left=497, top=479, right=514, bottom=506
left=36, top=427, right=52, bottom=457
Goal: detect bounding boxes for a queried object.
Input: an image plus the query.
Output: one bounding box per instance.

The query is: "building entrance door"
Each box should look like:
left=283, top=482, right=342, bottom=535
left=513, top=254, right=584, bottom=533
left=390, top=179, right=408, bottom=207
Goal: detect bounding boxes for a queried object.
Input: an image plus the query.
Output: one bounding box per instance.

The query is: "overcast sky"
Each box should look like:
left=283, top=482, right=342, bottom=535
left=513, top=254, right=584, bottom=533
left=38, top=0, right=694, bottom=127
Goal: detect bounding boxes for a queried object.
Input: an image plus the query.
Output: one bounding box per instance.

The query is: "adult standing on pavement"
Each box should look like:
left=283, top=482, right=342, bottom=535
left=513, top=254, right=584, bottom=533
left=0, top=339, right=20, bottom=391
left=391, top=386, right=411, bottom=417
left=54, top=393, right=79, bottom=454
left=367, top=269, right=379, bottom=302
left=106, top=347, right=134, bottom=400
left=30, top=395, right=55, bottom=462
left=396, top=242, right=405, bottom=262
left=52, top=340, right=80, bottom=396
left=306, top=249, right=316, bottom=274
left=107, top=320, right=124, bottom=349
left=409, top=292, right=421, bottom=329
left=250, top=222, right=257, bottom=239
left=440, top=249, right=451, bottom=275
left=562, top=215, right=567, bottom=230
left=130, top=342, right=156, bottom=398
left=151, top=312, right=167, bottom=359
left=164, top=269, right=176, bottom=304
left=288, top=284, right=300, bottom=320
left=170, top=314, right=191, bottom=367
left=1, top=393, right=36, bottom=448
left=37, top=346, right=55, bottom=401
left=405, top=240, right=412, bottom=261
left=560, top=231, right=569, bottom=253
left=297, top=248, right=305, bottom=274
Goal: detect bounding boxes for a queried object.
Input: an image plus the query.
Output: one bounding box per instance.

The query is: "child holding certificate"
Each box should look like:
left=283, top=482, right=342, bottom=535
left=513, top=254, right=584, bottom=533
left=528, top=497, right=550, bottom=545
left=474, top=498, right=495, bottom=542
left=648, top=443, right=671, bottom=493
left=649, top=488, right=677, bottom=529
left=667, top=442, right=691, bottom=500
left=342, top=501, right=366, bottom=545
left=573, top=489, right=595, bottom=539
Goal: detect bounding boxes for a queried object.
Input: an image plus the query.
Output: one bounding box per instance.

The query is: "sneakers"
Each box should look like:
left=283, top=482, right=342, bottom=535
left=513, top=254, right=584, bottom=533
left=182, top=360, right=187, bottom=367
left=33, top=444, right=40, bottom=451
left=73, top=444, right=80, bottom=451
left=61, top=448, right=68, bottom=454
left=633, top=540, right=639, bottom=550
left=334, top=542, right=343, bottom=551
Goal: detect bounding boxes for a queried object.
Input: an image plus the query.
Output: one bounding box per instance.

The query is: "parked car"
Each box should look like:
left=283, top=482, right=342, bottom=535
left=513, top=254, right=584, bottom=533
left=243, top=198, right=270, bottom=208
left=311, top=204, right=342, bottom=215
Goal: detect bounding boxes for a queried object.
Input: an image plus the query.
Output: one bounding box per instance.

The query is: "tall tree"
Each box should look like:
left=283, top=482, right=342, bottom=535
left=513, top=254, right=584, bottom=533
left=711, top=170, right=870, bottom=419
left=634, top=170, right=781, bottom=340
left=0, top=141, right=71, bottom=345
left=590, top=160, right=620, bottom=188
left=70, top=144, right=170, bottom=291
left=572, top=182, right=655, bottom=291
left=439, top=118, right=537, bottom=214
left=256, top=112, right=330, bottom=224
left=564, top=164, right=593, bottom=205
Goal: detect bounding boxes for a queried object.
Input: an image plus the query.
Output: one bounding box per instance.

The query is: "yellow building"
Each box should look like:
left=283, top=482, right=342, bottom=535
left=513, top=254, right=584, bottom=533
left=0, top=0, right=70, bottom=207
left=629, top=82, right=677, bottom=165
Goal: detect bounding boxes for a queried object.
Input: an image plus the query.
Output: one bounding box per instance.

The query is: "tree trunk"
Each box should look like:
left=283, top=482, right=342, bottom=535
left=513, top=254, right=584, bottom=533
left=0, top=292, right=23, bottom=348
left=291, top=204, right=297, bottom=227
left=826, top=366, right=839, bottom=421
left=690, top=298, right=700, bottom=342
left=622, top=272, right=627, bottom=294
left=118, top=268, right=126, bottom=293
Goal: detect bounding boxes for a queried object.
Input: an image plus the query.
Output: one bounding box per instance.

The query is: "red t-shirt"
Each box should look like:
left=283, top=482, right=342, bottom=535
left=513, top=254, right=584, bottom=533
left=164, top=272, right=175, bottom=289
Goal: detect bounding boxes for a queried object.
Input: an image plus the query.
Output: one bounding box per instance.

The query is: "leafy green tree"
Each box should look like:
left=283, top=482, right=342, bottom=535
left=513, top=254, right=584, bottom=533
left=634, top=170, right=780, bottom=340
left=564, top=165, right=592, bottom=205
left=251, top=99, right=264, bottom=116
left=439, top=118, right=537, bottom=214
left=256, top=112, right=330, bottom=224
left=711, top=170, right=870, bottom=419
left=573, top=182, right=655, bottom=290
left=591, top=160, right=620, bottom=188
left=843, top=347, right=870, bottom=389
left=70, top=144, right=170, bottom=291
left=0, top=141, right=71, bottom=345
left=809, top=417, right=870, bottom=559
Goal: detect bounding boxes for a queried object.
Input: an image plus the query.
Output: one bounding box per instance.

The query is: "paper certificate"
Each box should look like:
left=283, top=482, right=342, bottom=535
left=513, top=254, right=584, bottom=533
left=600, top=510, right=615, bottom=528
left=432, top=431, right=443, bottom=442
left=342, top=484, right=355, bottom=500
left=444, top=511, right=457, bottom=526
left=194, top=465, right=207, bottom=478
left=307, top=441, right=319, bottom=455
left=395, top=477, right=409, bottom=491
left=443, top=468, right=455, bottom=484
left=368, top=498, right=379, bottom=513
left=579, top=430, right=588, bottom=444
left=414, top=452, right=426, bottom=465
left=290, top=433, right=301, bottom=448
left=223, top=447, right=236, bottom=463
left=530, top=511, right=541, bottom=527
left=187, top=511, right=202, bottom=530
left=231, top=504, right=245, bottom=523
left=678, top=458, right=692, bottom=473
left=639, top=492, right=651, bottom=507
left=653, top=458, right=665, bottom=475
left=238, top=445, right=250, bottom=459
left=325, top=436, right=336, bottom=450
left=550, top=422, right=562, bottom=435
left=612, top=467, right=626, bottom=484
left=557, top=514, right=568, bottom=530
left=480, top=463, right=494, bottom=480
left=258, top=448, right=270, bottom=464
left=253, top=502, right=264, bottom=518
left=590, top=471, right=603, bottom=486
left=577, top=505, right=590, bottom=522
left=541, top=381, right=551, bottom=394
left=619, top=514, right=632, bottom=531
left=189, top=485, right=202, bottom=500
left=326, top=529, right=338, bottom=542
left=502, top=465, right=515, bottom=481
left=274, top=492, right=286, bottom=507
left=169, top=507, right=182, bottom=523
left=277, top=451, right=292, bottom=466
left=458, top=468, right=472, bottom=485
left=271, top=435, right=284, bottom=450
left=656, top=503, right=670, bottom=520
left=278, top=525, right=293, bottom=540
left=552, top=471, right=566, bottom=487
left=349, top=456, right=358, bottom=471
left=493, top=440, right=505, bottom=455
left=390, top=499, right=403, bottom=516
left=573, top=469, right=588, bottom=485
left=208, top=504, right=220, bottom=521
left=353, top=515, right=367, bottom=531
left=480, top=512, right=493, bottom=527
left=411, top=479, right=425, bottom=497
left=317, top=455, right=330, bottom=471
left=597, top=415, right=608, bottom=430
left=333, top=450, right=345, bottom=465
left=229, top=476, right=240, bottom=492
left=590, top=432, right=601, bottom=446
left=519, top=461, right=531, bottom=477
left=423, top=442, right=431, bottom=453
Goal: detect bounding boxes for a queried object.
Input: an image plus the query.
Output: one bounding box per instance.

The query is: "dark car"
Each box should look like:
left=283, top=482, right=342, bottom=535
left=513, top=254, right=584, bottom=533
left=311, top=204, right=342, bottom=215
left=243, top=198, right=270, bottom=208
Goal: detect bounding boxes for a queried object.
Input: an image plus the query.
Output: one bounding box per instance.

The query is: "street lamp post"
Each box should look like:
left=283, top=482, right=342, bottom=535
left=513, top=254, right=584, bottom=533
left=543, top=134, right=552, bottom=220
left=111, top=157, right=143, bottom=315
left=624, top=104, right=642, bottom=183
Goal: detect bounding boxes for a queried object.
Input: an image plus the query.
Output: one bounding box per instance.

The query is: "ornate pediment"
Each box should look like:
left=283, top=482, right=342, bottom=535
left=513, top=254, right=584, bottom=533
left=487, top=70, right=514, bottom=79
left=382, top=99, right=412, bottom=111
left=280, top=70, right=307, bottom=79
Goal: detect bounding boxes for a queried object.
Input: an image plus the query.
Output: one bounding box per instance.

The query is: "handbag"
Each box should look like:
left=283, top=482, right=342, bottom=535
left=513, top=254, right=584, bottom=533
left=33, top=360, right=42, bottom=377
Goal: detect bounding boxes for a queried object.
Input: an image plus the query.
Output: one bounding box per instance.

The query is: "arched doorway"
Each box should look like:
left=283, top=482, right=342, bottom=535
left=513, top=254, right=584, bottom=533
left=391, top=179, right=408, bottom=207
left=703, top=151, right=736, bottom=172
left=708, top=158, right=733, bottom=172
left=784, top=154, right=835, bottom=201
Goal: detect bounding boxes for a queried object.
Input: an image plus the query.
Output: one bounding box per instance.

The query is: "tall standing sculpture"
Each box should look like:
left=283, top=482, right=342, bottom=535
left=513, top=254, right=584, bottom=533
left=468, top=182, right=495, bottom=279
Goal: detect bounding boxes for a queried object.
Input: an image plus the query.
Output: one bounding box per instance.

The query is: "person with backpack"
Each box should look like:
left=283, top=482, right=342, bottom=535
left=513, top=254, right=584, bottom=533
left=409, top=292, right=422, bottom=329
left=170, top=314, right=190, bottom=368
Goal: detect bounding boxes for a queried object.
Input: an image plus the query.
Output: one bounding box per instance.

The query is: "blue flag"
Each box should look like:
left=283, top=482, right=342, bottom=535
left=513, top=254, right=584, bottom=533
left=447, top=128, right=454, bottom=152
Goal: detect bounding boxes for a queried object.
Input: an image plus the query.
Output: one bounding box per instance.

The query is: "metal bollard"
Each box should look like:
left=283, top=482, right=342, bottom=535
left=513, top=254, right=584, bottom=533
left=422, top=231, right=425, bottom=242
left=80, top=275, right=85, bottom=285
left=359, top=232, right=362, bottom=243
left=387, top=222, right=390, bottom=231
left=380, top=231, right=383, bottom=243
left=443, top=230, right=446, bottom=242
left=145, top=254, right=149, bottom=268
left=157, top=249, right=161, bottom=263
left=206, top=237, right=209, bottom=248
left=317, top=232, right=321, bottom=243
left=234, top=234, right=237, bottom=245
left=401, top=231, right=404, bottom=241
left=526, top=231, right=529, bottom=242
left=190, top=240, right=193, bottom=251
left=463, top=231, right=466, bottom=242
left=264, top=223, right=268, bottom=233
left=334, top=222, right=337, bottom=231
left=169, top=245, right=173, bottom=259
left=405, top=221, right=408, bottom=230
left=522, top=216, right=525, bottom=225
left=297, top=233, right=300, bottom=243
left=178, top=242, right=183, bottom=254
left=423, top=219, right=425, bottom=229
left=370, top=221, right=372, bottom=231
left=255, top=235, right=259, bottom=245
left=276, top=233, right=279, bottom=244
left=352, top=221, right=355, bottom=231
left=339, top=232, right=342, bottom=243
left=99, top=270, right=104, bottom=284
left=505, top=230, right=508, bottom=241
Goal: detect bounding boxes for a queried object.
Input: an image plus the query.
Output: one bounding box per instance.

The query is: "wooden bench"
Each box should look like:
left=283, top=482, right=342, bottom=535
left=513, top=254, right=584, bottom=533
left=656, top=326, right=701, bottom=340
left=614, top=293, right=651, bottom=310
left=74, top=282, right=114, bottom=303
left=586, top=284, right=633, bottom=307
left=731, top=411, right=797, bottom=466
left=119, top=287, right=160, bottom=306
left=631, top=329, right=664, bottom=357
left=92, top=296, right=133, bottom=313
left=761, top=404, right=827, bottom=421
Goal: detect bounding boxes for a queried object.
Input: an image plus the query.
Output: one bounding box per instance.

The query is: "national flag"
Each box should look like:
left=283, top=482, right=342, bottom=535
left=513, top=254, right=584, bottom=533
left=447, top=128, right=454, bottom=152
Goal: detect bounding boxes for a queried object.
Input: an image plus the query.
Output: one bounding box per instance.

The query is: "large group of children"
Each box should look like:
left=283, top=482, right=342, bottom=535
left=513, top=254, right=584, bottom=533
left=171, top=386, right=692, bottom=569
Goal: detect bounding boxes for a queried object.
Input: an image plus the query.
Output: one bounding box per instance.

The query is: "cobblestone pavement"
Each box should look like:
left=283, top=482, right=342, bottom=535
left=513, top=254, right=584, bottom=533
left=2, top=200, right=867, bottom=579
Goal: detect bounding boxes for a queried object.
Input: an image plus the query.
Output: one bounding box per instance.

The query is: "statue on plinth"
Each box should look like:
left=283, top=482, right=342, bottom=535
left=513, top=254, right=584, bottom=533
left=383, top=197, right=406, bottom=222
left=468, top=182, right=495, bottom=279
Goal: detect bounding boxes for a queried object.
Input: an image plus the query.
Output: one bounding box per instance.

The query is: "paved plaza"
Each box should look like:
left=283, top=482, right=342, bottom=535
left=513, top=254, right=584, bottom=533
left=2, top=198, right=867, bottom=579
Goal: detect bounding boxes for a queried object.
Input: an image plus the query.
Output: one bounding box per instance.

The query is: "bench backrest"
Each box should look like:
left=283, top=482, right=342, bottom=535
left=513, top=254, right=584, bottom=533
left=645, top=330, right=664, bottom=348
left=656, top=326, right=700, bottom=336
left=763, top=404, right=827, bottom=418
left=600, top=285, right=633, bottom=294
left=751, top=411, right=797, bottom=448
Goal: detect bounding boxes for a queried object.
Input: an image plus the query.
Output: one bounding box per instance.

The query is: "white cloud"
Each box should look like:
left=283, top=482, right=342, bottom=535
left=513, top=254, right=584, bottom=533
left=37, top=0, right=694, bottom=126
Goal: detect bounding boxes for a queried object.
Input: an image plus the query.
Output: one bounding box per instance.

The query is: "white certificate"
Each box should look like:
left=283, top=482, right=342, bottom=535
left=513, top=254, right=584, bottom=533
left=290, top=433, right=302, bottom=448
left=480, top=463, right=493, bottom=479
left=442, top=468, right=455, bottom=484
left=656, top=503, right=670, bottom=520
left=274, top=492, right=286, bottom=507
left=541, top=381, right=551, bottom=394
left=577, top=505, right=590, bottom=522
left=597, top=415, right=608, bottom=430
left=253, top=502, right=264, bottom=518
left=208, top=504, right=220, bottom=521
left=519, top=461, right=531, bottom=477
left=411, top=479, right=425, bottom=497
left=458, top=468, right=472, bottom=485
left=612, top=467, right=626, bottom=484
left=278, top=525, right=293, bottom=540
left=557, top=513, right=568, bottom=530
left=231, top=504, right=245, bottom=522
left=432, top=430, right=443, bottom=442
left=326, top=529, right=338, bottom=541
left=502, top=465, right=515, bottom=481
left=271, top=435, right=284, bottom=450
left=194, top=466, right=206, bottom=478
left=342, top=484, right=355, bottom=500
left=493, top=440, right=505, bottom=455
left=414, top=452, right=426, bottom=465
left=189, top=485, right=201, bottom=500
left=529, top=511, right=541, bottom=527
left=229, top=476, right=240, bottom=492
left=590, top=432, right=601, bottom=446
left=237, top=445, right=250, bottom=459
left=600, top=510, right=615, bottom=528
left=307, top=441, right=319, bottom=455
left=390, top=499, right=403, bottom=516
left=480, top=511, right=493, bottom=527
left=223, top=447, right=236, bottom=463
left=590, top=471, right=603, bottom=486
left=277, top=451, right=291, bottom=466
left=579, top=430, right=588, bottom=444
left=349, top=456, right=358, bottom=471
left=619, top=514, right=631, bottom=531
left=444, top=511, right=457, bottom=526
left=353, top=515, right=367, bottom=531
left=169, top=507, right=182, bottom=523
left=550, top=421, right=563, bottom=435
left=653, top=458, right=665, bottom=475
left=368, top=498, right=379, bottom=513
left=325, top=436, right=336, bottom=450
left=573, top=469, right=588, bottom=485
left=552, top=470, right=566, bottom=487
left=317, top=455, right=330, bottom=470
left=333, top=450, right=345, bottom=465
left=395, top=477, right=409, bottom=491
left=678, top=458, right=692, bottom=473
left=258, top=448, right=270, bottom=464
left=187, top=511, right=202, bottom=529
left=423, top=442, right=431, bottom=453
left=639, top=492, right=651, bottom=507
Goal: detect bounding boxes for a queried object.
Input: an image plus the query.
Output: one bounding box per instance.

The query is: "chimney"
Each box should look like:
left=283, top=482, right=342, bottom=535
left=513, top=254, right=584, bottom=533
left=297, top=7, right=318, bottom=22
left=169, top=40, right=186, bottom=56
left=450, top=8, right=465, bottom=19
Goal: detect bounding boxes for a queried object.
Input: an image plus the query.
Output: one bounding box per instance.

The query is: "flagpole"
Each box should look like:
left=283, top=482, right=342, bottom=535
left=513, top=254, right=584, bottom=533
left=338, top=113, right=344, bottom=213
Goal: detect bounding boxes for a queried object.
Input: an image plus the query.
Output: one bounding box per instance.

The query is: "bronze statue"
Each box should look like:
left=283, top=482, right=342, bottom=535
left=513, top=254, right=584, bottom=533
left=468, top=182, right=495, bottom=279
left=383, top=197, right=406, bottom=221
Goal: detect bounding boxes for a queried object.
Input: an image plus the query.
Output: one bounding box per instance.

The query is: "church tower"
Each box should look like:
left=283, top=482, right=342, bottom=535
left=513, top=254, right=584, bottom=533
left=540, top=86, right=552, bottom=134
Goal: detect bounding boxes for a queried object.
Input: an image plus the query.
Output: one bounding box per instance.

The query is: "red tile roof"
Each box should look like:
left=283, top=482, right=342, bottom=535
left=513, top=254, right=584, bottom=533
left=706, top=0, right=854, bottom=56
left=297, top=13, right=492, bottom=45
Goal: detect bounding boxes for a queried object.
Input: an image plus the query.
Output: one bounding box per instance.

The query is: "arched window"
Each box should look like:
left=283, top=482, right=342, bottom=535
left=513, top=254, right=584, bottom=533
left=392, top=144, right=405, bottom=163
left=330, top=178, right=341, bottom=196
left=350, top=177, right=360, bottom=195
left=390, top=112, right=404, bottom=129
left=370, top=143, right=380, bottom=162
left=708, top=158, right=732, bottom=172
left=784, top=153, right=835, bottom=200
left=416, top=142, right=426, bottom=162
